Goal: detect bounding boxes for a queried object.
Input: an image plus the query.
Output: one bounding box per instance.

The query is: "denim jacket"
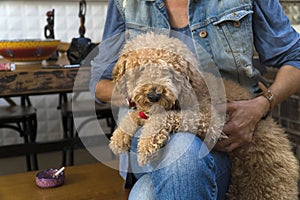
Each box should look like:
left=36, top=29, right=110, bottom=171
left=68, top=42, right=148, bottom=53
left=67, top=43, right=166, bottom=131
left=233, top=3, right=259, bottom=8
left=90, top=0, right=300, bottom=99
left=116, top=0, right=257, bottom=86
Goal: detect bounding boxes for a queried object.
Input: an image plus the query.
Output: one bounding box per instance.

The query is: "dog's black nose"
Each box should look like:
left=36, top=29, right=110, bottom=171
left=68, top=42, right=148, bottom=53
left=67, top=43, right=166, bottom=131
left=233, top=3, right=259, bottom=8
left=147, top=90, right=161, bottom=102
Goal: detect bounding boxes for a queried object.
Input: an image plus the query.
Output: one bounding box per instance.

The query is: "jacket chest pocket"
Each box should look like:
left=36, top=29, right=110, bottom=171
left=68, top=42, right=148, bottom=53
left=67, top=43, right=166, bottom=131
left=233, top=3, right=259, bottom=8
left=212, top=10, right=253, bottom=53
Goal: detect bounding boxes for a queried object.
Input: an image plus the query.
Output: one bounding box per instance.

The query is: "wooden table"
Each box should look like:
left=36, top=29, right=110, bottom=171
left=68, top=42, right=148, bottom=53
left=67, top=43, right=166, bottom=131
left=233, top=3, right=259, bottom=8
left=0, top=162, right=130, bottom=200
left=0, top=56, right=90, bottom=97
left=0, top=57, right=93, bottom=164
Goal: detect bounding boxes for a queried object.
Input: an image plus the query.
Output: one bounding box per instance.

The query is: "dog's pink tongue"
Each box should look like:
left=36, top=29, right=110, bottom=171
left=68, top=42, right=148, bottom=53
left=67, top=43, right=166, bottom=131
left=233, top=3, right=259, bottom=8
left=139, top=111, right=148, bottom=119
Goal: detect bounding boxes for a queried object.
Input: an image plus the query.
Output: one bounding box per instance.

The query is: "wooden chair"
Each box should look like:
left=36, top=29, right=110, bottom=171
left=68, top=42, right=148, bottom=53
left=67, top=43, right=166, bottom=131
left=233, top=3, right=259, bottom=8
left=60, top=98, right=115, bottom=166
left=0, top=96, right=38, bottom=171
left=59, top=46, right=116, bottom=166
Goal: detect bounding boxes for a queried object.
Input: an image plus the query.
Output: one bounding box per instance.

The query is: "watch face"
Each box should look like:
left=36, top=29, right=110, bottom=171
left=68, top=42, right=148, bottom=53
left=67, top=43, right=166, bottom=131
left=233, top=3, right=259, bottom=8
left=265, top=89, right=274, bottom=101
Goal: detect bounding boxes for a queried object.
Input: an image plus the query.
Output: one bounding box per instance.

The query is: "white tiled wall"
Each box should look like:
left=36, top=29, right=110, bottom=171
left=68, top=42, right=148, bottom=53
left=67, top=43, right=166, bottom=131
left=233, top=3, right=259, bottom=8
left=0, top=1, right=107, bottom=42
left=0, top=1, right=108, bottom=145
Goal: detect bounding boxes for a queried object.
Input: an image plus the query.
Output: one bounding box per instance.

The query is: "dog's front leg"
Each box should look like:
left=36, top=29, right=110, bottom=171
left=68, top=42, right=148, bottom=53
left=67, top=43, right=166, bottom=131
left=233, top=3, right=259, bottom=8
left=137, top=109, right=207, bottom=164
left=109, top=112, right=140, bottom=155
left=176, top=108, right=225, bottom=145
left=137, top=112, right=175, bottom=166
left=137, top=110, right=204, bottom=166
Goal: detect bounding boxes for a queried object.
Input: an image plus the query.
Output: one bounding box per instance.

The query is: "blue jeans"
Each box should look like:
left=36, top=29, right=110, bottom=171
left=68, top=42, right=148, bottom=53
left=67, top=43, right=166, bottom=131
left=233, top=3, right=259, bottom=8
left=128, top=132, right=231, bottom=200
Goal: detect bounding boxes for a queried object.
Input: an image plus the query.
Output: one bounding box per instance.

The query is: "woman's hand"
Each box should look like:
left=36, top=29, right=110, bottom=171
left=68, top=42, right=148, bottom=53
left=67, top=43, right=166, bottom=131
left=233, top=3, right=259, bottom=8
left=214, top=96, right=269, bottom=152
left=214, top=66, right=300, bottom=152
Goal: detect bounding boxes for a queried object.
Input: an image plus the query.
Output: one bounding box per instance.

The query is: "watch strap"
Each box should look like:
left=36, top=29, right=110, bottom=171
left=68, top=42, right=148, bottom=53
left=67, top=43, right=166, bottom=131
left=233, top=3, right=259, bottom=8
left=258, top=81, right=275, bottom=112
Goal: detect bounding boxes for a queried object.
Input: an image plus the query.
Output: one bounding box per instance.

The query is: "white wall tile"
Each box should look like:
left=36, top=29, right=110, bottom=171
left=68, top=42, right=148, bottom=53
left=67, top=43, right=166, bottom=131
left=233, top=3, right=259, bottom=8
left=0, top=1, right=107, bottom=42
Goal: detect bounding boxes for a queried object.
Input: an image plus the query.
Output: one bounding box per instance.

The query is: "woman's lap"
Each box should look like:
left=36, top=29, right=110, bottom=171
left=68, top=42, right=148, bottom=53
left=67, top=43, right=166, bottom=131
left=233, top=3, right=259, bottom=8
left=128, top=132, right=231, bottom=200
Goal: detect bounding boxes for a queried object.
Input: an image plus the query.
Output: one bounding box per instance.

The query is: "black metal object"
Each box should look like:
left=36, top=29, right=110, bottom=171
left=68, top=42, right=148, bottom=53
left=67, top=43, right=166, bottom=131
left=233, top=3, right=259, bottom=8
left=67, top=0, right=97, bottom=65
left=79, top=0, right=87, bottom=38
left=44, top=9, right=55, bottom=39
left=44, top=9, right=59, bottom=61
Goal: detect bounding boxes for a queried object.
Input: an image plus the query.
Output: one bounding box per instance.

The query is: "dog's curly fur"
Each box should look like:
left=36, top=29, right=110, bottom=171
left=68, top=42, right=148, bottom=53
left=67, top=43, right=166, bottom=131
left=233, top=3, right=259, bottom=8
left=109, top=32, right=299, bottom=199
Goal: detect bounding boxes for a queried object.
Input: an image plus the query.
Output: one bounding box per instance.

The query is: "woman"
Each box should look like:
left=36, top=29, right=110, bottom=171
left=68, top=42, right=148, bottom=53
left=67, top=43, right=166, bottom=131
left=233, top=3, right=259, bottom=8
left=90, top=0, right=300, bottom=199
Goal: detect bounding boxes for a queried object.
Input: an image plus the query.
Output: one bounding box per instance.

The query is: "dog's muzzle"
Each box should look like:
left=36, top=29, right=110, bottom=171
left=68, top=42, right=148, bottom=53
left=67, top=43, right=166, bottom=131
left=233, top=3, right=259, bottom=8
left=147, top=90, right=161, bottom=102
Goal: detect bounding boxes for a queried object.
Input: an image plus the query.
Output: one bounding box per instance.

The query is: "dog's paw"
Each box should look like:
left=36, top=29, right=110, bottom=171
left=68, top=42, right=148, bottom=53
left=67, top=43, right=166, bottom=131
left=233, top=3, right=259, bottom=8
left=137, top=137, right=159, bottom=166
left=109, top=129, right=132, bottom=155
left=137, top=151, right=158, bottom=166
left=137, top=133, right=169, bottom=166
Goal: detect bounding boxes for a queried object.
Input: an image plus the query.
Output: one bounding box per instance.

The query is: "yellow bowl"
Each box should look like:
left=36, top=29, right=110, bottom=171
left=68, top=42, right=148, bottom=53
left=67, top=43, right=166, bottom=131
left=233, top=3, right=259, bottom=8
left=0, top=39, right=60, bottom=64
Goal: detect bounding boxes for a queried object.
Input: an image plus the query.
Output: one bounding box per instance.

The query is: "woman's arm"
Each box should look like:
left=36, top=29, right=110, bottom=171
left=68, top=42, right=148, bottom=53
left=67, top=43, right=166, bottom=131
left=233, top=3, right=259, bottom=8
left=270, top=65, right=300, bottom=105
left=89, top=0, right=125, bottom=103
left=215, top=0, right=300, bottom=152
left=95, top=79, right=115, bottom=103
left=215, top=65, right=300, bottom=152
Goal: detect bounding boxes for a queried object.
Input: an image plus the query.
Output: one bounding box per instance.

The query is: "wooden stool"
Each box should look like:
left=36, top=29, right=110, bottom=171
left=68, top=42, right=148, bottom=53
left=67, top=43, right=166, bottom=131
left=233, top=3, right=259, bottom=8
left=0, top=97, right=38, bottom=171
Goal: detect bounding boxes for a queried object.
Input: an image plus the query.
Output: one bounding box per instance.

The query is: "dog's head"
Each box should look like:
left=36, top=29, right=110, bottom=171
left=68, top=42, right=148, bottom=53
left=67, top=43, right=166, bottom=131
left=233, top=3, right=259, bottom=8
left=122, top=62, right=189, bottom=113
left=112, top=47, right=208, bottom=115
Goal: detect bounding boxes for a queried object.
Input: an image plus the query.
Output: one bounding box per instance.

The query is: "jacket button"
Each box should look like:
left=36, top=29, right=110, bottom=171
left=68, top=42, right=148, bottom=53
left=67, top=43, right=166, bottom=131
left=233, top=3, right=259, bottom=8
left=233, top=21, right=241, bottom=28
left=199, top=30, right=207, bottom=38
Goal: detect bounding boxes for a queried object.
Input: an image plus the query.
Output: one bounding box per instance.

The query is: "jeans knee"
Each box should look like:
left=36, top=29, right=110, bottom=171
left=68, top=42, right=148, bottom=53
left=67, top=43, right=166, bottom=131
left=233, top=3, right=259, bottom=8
left=151, top=132, right=213, bottom=170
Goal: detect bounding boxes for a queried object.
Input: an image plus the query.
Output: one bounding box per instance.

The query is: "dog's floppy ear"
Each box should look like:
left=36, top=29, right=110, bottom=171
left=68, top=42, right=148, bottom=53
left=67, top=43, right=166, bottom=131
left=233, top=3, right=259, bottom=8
left=112, top=53, right=128, bottom=82
left=112, top=54, right=128, bottom=97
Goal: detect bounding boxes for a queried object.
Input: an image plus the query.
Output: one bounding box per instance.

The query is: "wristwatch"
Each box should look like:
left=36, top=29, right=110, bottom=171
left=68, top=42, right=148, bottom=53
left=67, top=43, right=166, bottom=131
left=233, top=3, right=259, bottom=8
left=258, top=82, right=275, bottom=118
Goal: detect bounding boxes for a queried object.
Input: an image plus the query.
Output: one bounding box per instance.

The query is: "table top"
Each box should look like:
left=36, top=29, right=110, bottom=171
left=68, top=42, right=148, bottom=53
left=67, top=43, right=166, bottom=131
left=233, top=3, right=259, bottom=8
left=0, top=56, right=91, bottom=97
left=0, top=162, right=129, bottom=200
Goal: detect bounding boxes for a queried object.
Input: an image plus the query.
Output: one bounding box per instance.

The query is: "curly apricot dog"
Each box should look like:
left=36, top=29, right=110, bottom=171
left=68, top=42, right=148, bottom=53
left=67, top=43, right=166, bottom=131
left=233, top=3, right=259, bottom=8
left=109, top=32, right=299, bottom=199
